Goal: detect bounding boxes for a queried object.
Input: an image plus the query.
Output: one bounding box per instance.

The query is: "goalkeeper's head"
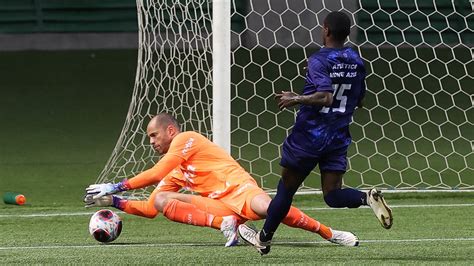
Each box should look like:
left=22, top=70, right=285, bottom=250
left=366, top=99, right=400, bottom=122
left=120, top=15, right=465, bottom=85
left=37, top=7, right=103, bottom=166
left=322, top=11, right=351, bottom=47
left=147, top=113, right=181, bottom=154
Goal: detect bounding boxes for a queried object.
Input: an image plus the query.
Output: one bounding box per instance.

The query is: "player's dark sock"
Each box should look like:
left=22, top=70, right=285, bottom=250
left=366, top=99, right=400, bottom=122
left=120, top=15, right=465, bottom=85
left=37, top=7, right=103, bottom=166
left=324, top=188, right=367, bottom=208
left=261, top=180, right=298, bottom=241
left=259, top=229, right=273, bottom=242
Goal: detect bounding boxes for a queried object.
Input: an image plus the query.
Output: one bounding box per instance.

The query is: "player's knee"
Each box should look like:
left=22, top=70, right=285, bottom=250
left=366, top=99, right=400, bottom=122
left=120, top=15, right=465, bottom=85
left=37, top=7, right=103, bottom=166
left=153, top=193, right=170, bottom=212
left=250, top=193, right=271, bottom=218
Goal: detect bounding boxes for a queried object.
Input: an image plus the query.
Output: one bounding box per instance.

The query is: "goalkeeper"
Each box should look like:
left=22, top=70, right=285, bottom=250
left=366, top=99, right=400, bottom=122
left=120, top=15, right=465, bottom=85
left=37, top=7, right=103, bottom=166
left=85, top=113, right=359, bottom=247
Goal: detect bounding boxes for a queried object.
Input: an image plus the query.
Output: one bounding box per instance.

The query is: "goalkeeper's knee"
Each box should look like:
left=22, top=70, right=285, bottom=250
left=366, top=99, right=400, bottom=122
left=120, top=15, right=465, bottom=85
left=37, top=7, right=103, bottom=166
left=153, top=193, right=170, bottom=212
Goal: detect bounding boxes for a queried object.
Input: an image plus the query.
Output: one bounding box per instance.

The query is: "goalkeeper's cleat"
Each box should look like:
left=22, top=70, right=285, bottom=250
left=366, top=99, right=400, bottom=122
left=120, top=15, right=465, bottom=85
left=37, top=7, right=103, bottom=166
left=221, top=215, right=239, bottom=247
left=367, top=188, right=393, bottom=229
left=238, top=224, right=271, bottom=255
left=328, top=229, right=359, bottom=247
left=84, top=194, right=113, bottom=208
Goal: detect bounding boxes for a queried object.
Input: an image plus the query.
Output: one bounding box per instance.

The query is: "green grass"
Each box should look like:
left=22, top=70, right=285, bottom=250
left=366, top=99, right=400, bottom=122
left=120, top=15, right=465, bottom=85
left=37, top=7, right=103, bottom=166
left=1, top=193, right=473, bottom=264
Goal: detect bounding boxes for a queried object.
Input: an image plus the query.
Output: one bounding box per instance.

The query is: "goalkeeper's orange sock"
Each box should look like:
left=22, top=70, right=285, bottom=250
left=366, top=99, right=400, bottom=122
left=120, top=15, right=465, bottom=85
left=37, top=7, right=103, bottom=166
left=120, top=200, right=159, bottom=219
left=163, top=199, right=217, bottom=229
left=282, top=206, right=333, bottom=240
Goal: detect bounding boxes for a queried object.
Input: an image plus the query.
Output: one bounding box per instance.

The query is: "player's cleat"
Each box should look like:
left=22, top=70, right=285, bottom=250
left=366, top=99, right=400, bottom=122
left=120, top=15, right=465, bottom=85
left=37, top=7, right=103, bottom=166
left=221, top=215, right=239, bottom=247
left=84, top=194, right=113, bottom=208
left=367, top=188, right=393, bottom=229
left=328, top=229, right=359, bottom=246
left=238, top=224, right=271, bottom=255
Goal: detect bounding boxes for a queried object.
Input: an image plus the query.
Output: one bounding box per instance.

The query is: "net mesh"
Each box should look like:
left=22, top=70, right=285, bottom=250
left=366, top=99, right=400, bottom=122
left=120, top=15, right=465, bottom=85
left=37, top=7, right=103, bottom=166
left=97, top=0, right=474, bottom=198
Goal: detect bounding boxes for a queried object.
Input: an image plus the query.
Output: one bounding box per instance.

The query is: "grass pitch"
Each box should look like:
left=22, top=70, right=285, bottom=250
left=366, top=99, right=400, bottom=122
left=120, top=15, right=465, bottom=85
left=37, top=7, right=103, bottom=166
left=1, top=193, right=473, bottom=264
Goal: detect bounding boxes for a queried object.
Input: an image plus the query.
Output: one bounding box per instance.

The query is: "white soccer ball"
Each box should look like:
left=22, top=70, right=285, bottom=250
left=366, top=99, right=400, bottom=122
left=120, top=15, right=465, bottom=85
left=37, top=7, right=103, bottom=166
left=89, top=209, right=122, bottom=243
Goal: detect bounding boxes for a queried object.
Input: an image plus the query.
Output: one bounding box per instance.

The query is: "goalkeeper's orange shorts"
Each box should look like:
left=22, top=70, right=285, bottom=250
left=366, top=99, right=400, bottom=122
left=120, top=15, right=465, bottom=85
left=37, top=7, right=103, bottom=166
left=215, top=181, right=266, bottom=221
left=155, top=173, right=266, bottom=221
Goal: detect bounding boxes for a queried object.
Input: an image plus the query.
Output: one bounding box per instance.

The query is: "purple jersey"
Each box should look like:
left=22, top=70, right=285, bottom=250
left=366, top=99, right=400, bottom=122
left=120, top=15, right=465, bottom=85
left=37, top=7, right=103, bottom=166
left=295, top=47, right=366, bottom=134
left=280, top=47, right=366, bottom=175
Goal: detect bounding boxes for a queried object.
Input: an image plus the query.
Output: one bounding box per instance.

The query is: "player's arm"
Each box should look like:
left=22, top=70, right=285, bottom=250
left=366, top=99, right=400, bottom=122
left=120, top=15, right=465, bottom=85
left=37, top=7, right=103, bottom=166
left=127, top=154, right=184, bottom=189
left=85, top=170, right=184, bottom=219
left=275, top=90, right=333, bottom=110
left=86, top=154, right=184, bottom=199
left=276, top=57, right=334, bottom=110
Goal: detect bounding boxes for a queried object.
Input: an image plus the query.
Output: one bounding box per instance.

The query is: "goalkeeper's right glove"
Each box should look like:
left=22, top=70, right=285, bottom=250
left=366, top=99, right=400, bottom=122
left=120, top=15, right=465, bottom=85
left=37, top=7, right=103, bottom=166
left=84, top=194, right=113, bottom=208
left=85, top=179, right=130, bottom=200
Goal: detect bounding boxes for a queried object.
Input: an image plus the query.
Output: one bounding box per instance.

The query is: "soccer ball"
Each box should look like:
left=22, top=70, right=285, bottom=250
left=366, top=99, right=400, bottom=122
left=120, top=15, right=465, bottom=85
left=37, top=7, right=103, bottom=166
left=88, top=209, right=122, bottom=243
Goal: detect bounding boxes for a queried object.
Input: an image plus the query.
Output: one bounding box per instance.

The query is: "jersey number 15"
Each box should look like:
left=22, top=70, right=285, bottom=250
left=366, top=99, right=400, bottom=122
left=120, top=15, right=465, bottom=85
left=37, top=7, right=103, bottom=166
left=319, top=83, right=351, bottom=114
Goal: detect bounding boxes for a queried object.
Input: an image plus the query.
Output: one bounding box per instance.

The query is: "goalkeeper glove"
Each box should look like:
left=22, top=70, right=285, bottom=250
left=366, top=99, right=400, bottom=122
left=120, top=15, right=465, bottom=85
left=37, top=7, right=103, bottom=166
left=84, top=194, right=113, bottom=208
left=84, top=194, right=127, bottom=210
left=85, top=179, right=130, bottom=200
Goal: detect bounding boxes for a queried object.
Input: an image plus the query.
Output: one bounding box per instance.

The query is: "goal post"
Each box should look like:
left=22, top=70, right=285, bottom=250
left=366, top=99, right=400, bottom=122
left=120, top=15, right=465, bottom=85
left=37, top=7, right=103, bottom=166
left=97, top=0, right=473, bottom=198
left=212, top=0, right=231, bottom=153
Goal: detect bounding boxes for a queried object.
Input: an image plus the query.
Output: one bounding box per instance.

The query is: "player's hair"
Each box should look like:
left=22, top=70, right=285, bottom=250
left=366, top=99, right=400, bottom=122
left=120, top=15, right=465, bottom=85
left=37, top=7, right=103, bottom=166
left=324, top=11, right=351, bottom=42
left=152, top=113, right=181, bottom=131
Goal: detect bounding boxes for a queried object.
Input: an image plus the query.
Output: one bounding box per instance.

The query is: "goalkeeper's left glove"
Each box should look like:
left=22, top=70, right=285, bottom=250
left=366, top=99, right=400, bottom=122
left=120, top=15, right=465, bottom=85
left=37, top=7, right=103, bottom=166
left=85, top=179, right=130, bottom=200
left=84, top=194, right=127, bottom=210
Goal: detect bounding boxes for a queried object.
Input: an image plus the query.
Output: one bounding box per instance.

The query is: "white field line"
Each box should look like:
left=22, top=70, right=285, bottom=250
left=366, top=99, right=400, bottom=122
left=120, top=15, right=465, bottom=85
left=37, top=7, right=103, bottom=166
left=0, top=211, right=125, bottom=218
left=0, top=203, right=473, bottom=218
left=1, top=238, right=474, bottom=251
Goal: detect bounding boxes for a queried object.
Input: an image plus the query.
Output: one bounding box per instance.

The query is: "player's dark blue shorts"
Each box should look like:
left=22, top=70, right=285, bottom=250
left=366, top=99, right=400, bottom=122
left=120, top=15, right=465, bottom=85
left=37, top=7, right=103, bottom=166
left=280, top=127, right=351, bottom=177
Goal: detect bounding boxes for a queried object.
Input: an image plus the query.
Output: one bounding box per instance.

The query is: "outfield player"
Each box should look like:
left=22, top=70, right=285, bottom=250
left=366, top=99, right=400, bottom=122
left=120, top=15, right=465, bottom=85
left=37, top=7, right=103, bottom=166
left=238, top=11, right=393, bottom=255
left=85, top=113, right=358, bottom=247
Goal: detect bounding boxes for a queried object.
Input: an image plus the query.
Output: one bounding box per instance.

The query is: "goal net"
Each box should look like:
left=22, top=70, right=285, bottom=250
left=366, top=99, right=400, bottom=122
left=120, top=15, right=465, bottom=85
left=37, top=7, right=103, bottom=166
left=97, top=0, right=473, bottom=198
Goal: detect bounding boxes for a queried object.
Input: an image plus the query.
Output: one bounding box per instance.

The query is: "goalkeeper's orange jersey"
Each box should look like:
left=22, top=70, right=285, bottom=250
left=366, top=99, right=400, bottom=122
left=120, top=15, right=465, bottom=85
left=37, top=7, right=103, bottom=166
left=127, top=131, right=257, bottom=199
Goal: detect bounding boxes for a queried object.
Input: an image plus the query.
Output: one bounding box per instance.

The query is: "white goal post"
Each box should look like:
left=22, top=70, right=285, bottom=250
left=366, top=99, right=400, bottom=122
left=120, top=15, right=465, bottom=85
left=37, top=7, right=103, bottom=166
left=213, top=0, right=231, bottom=154
left=96, top=0, right=473, bottom=198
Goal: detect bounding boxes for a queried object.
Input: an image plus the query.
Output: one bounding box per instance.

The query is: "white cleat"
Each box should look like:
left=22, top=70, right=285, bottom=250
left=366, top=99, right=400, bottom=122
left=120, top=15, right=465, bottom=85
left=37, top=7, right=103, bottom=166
left=328, top=229, right=359, bottom=246
left=238, top=224, right=271, bottom=255
left=367, top=188, right=393, bottom=229
left=221, top=216, right=239, bottom=247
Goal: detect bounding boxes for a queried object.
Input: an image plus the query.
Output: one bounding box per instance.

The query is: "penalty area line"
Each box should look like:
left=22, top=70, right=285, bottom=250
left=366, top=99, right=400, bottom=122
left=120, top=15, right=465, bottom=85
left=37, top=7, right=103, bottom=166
left=1, top=238, right=474, bottom=250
